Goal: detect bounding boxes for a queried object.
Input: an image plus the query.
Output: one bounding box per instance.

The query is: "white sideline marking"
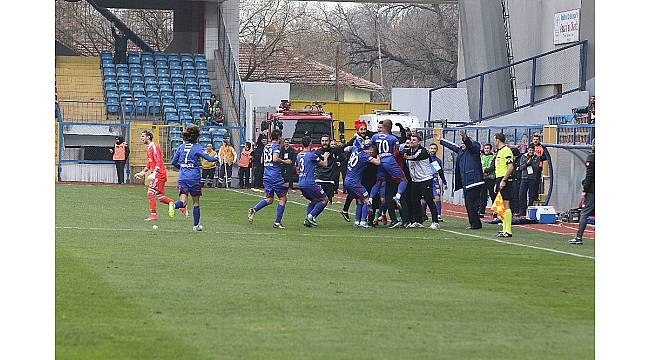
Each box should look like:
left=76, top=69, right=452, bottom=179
left=230, top=189, right=595, bottom=260
left=55, top=226, right=451, bottom=242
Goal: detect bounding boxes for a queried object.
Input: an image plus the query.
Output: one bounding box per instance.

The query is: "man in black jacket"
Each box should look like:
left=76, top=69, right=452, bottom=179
left=111, top=26, right=128, bottom=65
left=315, top=134, right=337, bottom=203
left=280, top=139, right=296, bottom=189
left=569, top=138, right=595, bottom=245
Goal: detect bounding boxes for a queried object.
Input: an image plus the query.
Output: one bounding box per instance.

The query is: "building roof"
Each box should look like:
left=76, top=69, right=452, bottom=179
left=239, top=45, right=383, bottom=92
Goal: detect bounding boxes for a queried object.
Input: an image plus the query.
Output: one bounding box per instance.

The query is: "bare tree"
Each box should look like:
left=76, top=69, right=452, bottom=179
left=55, top=0, right=173, bottom=55
left=238, top=0, right=308, bottom=82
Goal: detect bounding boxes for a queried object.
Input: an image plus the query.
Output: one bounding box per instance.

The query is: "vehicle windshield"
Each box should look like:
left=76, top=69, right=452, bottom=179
left=280, top=119, right=332, bottom=144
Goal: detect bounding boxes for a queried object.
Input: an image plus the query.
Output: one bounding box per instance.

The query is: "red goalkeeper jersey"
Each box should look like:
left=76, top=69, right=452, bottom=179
left=146, top=142, right=167, bottom=179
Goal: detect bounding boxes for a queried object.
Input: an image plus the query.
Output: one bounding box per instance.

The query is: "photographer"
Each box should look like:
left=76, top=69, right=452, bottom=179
left=518, top=144, right=541, bottom=215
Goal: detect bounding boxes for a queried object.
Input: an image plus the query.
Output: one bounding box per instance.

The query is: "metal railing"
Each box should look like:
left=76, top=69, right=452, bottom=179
left=216, top=5, right=246, bottom=127
left=58, top=100, right=108, bottom=123
left=428, top=40, right=588, bottom=124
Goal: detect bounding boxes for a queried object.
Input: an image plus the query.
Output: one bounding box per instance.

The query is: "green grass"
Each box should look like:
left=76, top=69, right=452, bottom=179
left=56, top=184, right=594, bottom=359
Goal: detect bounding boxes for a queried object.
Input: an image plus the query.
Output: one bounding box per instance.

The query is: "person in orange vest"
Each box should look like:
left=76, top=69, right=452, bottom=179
left=109, top=136, right=130, bottom=184
left=238, top=142, right=252, bottom=188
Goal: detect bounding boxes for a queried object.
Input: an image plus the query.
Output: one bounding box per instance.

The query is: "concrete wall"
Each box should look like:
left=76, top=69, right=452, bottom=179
left=482, top=90, right=589, bottom=126
left=243, top=82, right=290, bottom=142
left=290, top=85, right=371, bottom=102
left=343, top=88, right=372, bottom=102
left=507, top=0, right=594, bottom=96
left=458, top=0, right=513, bottom=121
left=391, top=88, right=471, bottom=125
left=165, top=1, right=202, bottom=53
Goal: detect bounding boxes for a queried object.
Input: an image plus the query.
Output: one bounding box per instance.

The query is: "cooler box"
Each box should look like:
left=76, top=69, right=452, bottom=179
left=535, top=206, right=557, bottom=224
left=526, top=206, right=538, bottom=220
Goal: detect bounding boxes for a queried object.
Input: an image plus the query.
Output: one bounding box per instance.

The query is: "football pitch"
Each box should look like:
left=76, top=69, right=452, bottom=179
left=56, top=184, right=594, bottom=359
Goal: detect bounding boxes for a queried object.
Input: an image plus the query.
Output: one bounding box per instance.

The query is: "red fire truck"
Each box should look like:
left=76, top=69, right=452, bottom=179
left=260, top=100, right=345, bottom=153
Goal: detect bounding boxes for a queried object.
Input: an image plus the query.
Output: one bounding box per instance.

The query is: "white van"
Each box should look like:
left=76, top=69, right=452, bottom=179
left=358, top=110, right=421, bottom=133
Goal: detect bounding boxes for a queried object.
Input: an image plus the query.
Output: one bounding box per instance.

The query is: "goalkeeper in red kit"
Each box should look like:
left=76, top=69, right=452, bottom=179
left=134, top=130, right=175, bottom=222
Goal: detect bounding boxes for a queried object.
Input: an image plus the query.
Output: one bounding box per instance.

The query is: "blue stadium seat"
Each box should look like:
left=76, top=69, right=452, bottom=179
left=181, top=60, right=194, bottom=69
left=198, top=77, right=210, bottom=85
left=117, top=80, right=130, bottom=88
left=106, top=98, right=119, bottom=114
left=148, top=100, right=161, bottom=116
left=160, top=90, right=173, bottom=98
left=168, top=59, right=180, bottom=68
left=101, top=59, right=114, bottom=68
left=178, top=108, right=191, bottom=118
left=144, top=75, right=157, bottom=84
left=134, top=93, right=147, bottom=103
left=154, top=53, right=167, bottom=61
left=116, top=63, right=128, bottom=70
left=186, top=84, right=199, bottom=92
left=129, top=62, right=142, bottom=70
left=104, top=74, right=117, bottom=82
left=119, top=90, right=132, bottom=100
left=102, top=67, right=116, bottom=76
left=162, top=97, right=174, bottom=106
left=142, top=59, right=154, bottom=67
left=121, top=99, right=134, bottom=114
left=146, top=91, right=160, bottom=100
left=197, top=68, right=208, bottom=76
left=192, top=110, right=204, bottom=120
left=172, top=83, right=184, bottom=92
left=188, top=98, right=201, bottom=108
left=174, top=93, right=188, bottom=102
left=104, top=82, right=118, bottom=92
left=156, top=68, right=169, bottom=77
left=163, top=105, right=177, bottom=115
left=200, top=84, right=212, bottom=92
left=181, top=53, right=193, bottom=62
left=190, top=104, right=202, bottom=112
left=159, top=82, right=172, bottom=91
left=187, top=90, right=200, bottom=99
left=128, top=54, right=140, bottom=64
left=155, top=60, right=168, bottom=69
left=131, top=76, right=144, bottom=84
left=145, top=84, right=158, bottom=93
left=143, top=68, right=155, bottom=76
left=171, top=77, right=183, bottom=86
left=195, top=60, right=207, bottom=70
left=185, top=76, right=198, bottom=85
left=194, top=53, right=206, bottom=61
left=132, top=83, right=145, bottom=92
left=170, top=67, right=182, bottom=77
left=105, top=90, right=118, bottom=99
left=135, top=99, right=148, bottom=115
left=100, top=51, right=112, bottom=60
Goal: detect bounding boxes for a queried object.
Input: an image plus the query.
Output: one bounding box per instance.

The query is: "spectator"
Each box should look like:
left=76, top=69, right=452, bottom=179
left=218, top=139, right=237, bottom=188
left=330, top=138, right=344, bottom=193
left=109, top=136, right=129, bottom=184
left=204, top=94, right=223, bottom=124
left=279, top=139, right=296, bottom=189
left=200, top=144, right=218, bottom=187
left=480, top=143, right=496, bottom=217
left=196, top=113, right=208, bottom=127
left=518, top=144, right=541, bottom=215
left=315, top=134, right=337, bottom=203
left=237, top=142, right=252, bottom=188
left=428, top=143, right=448, bottom=222
left=509, top=143, right=522, bottom=215
left=569, top=138, right=595, bottom=245
left=530, top=134, right=547, bottom=205
left=436, top=130, right=485, bottom=230
left=251, top=135, right=266, bottom=189
left=111, top=26, right=128, bottom=65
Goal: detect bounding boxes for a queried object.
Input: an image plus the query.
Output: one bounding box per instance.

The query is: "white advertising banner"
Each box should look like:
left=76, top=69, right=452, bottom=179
left=554, top=9, right=580, bottom=45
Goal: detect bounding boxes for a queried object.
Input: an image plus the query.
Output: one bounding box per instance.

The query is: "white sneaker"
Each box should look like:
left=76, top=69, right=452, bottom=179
left=430, top=222, right=440, bottom=230
left=193, top=224, right=203, bottom=231
left=412, top=222, right=424, bottom=228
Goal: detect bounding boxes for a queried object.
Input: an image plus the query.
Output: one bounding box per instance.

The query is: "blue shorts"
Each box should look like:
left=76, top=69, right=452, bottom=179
left=432, top=179, right=441, bottom=197
left=344, top=180, right=368, bottom=201
left=178, top=178, right=202, bottom=197
left=380, top=156, right=405, bottom=180
left=299, top=183, right=327, bottom=202
left=264, top=178, right=288, bottom=199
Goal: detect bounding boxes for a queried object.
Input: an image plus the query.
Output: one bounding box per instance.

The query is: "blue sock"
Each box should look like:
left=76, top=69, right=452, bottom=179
left=275, top=204, right=285, bottom=224
left=361, top=203, right=368, bottom=222
left=175, top=200, right=185, bottom=209
left=193, top=206, right=200, bottom=226
left=254, top=199, right=269, bottom=212
left=355, top=202, right=363, bottom=222
left=437, top=201, right=442, bottom=217
left=306, top=202, right=315, bottom=217
left=397, top=179, right=408, bottom=196
left=311, top=202, right=326, bottom=218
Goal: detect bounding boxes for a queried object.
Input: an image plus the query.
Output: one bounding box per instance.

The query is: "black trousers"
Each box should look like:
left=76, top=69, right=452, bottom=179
left=115, top=160, right=126, bottom=184
left=202, top=168, right=216, bottom=187
left=238, top=166, right=250, bottom=188
left=317, top=181, right=335, bottom=203
left=576, top=192, right=595, bottom=239
left=480, top=178, right=496, bottom=214
left=410, top=179, right=439, bottom=224
left=253, top=165, right=264, bottom=188
left=464, top=186, right=483, bottom=229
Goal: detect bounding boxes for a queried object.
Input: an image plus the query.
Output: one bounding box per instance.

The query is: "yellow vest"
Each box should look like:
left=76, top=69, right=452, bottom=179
left=200, top=149, right=218, bottom=169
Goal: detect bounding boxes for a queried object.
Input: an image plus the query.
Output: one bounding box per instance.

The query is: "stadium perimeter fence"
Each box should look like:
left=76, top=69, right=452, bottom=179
left=57, top=118, right=246, bottom=185
left=427, top=124, right=594, bottom=213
